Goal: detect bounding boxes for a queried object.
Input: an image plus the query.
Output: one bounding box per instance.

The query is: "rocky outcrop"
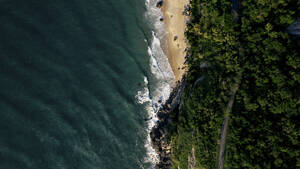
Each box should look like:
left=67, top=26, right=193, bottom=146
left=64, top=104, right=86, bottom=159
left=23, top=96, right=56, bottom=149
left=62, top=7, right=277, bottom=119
left=150, top=76, right=187, bottom=169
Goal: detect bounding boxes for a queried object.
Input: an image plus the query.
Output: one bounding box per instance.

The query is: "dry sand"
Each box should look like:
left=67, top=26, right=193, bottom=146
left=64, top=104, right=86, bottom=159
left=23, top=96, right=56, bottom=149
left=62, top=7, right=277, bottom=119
left=161, top=0, right=189, bottom=81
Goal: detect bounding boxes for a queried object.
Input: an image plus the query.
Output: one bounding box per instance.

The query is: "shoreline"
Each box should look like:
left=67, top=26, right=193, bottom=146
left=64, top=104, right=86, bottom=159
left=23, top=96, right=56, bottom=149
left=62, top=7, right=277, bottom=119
left=150, top=76, right=186, bottom=168
left=149, top=0, right=190, bottom=168
left=161, top=0, right=189, bottom=82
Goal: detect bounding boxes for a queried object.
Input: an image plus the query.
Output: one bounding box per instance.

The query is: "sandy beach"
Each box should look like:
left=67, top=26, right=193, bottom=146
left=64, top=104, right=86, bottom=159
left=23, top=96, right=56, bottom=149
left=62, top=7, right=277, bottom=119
left=161, top=0, right=189, bottom=81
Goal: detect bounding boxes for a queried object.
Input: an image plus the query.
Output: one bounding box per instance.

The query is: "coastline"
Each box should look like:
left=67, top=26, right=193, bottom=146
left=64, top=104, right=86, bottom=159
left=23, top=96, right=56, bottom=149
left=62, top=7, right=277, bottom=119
left=150, top=77, right=186, bottom=169
left=161, top=0, right=189, bottom=81
left=149, top=0, right=190, bottom=168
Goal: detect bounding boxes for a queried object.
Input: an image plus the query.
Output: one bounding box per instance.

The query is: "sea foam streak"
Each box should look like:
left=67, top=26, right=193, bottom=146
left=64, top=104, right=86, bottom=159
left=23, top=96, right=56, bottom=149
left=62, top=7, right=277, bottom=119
left=135, top=0, right=175, bottom=168
left=136, top=76, right=159, bottom=167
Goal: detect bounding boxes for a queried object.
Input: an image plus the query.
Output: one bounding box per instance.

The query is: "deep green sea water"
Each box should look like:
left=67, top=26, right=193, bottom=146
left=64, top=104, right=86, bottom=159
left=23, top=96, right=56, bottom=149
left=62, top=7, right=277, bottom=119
left=0, top=0, right=171, bottom=168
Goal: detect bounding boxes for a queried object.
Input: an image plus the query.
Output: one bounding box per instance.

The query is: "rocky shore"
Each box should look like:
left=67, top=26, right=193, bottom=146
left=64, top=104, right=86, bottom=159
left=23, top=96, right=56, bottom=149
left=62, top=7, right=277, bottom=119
left=150, top=76, right=187, bottom=169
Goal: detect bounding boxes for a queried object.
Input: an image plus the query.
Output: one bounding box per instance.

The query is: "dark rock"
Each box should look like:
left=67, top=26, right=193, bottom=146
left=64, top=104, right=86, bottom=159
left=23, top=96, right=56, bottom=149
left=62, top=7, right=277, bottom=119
left=156, top=0, right=163, bottom=8
left=184, top=5, right=190, bottom=11
left=160, top=17, right=164, bottom=21
left=144, top=117, right=152, bottom=121
left=158, top=96, right=163, bottom=103
left=182, top=5, right=191, bottom=16
left=174, top=36, right=178, bottom=41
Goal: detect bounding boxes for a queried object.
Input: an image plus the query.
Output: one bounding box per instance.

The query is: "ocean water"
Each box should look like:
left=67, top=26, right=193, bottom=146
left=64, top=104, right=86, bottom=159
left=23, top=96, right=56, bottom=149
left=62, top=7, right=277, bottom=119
left=0, top=0, right=174, bottom=169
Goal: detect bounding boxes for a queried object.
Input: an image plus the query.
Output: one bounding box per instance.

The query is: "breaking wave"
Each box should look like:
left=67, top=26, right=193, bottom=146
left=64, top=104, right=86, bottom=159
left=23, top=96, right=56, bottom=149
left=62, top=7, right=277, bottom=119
left=136, top=0, right=175, bottom=168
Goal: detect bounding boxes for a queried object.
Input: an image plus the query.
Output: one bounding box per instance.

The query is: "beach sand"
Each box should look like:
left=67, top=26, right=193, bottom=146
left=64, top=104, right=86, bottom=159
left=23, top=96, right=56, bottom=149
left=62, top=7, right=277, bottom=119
left=161, top=0, right=189, bottom=81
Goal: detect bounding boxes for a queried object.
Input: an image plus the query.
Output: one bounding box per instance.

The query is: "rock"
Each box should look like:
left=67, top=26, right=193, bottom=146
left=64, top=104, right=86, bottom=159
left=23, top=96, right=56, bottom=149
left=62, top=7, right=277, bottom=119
left=174, top=36, right=178, bottom=41
left=184, top=5, right=190, bottom=11
left=158, top=96, right=163, bottom=103
left=156, top=0, right=163, bottom=8
left=162, top=157, right=169, bottom=162
left=183, top=5, right=191, bottom=16
left=159, top=17, right=164, bottom=21
left=150, top=77, right=187, bottom=169
left=154, top=103, right=159, bottom=109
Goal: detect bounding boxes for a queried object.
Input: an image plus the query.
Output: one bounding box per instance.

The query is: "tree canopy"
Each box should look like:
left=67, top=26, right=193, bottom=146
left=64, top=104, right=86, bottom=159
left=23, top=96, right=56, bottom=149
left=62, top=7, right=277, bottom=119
left=168, top=0, right=300, bottom=168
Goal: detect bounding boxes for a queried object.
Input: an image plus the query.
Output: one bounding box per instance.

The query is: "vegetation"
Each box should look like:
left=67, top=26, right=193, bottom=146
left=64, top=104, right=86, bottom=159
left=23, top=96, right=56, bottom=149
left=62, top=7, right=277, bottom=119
left=168, top=0, right=300, bottom=168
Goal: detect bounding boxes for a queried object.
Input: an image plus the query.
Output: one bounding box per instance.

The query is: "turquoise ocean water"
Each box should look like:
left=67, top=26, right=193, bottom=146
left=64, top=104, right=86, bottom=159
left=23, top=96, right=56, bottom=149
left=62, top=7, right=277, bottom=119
left=0, top=0, right=174, bottom=169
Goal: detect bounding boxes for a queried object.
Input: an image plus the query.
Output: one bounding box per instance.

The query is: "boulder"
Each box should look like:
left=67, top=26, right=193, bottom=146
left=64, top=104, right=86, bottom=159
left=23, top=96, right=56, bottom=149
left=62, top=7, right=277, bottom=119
left=156, top=0, right=163, bottom=8
left=174, top=36, right=178, bottom=41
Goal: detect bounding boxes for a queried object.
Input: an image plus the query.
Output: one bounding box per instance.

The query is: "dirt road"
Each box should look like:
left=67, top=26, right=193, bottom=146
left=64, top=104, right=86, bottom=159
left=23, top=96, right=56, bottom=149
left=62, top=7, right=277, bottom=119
left=217, top=84, right=239, bottom=169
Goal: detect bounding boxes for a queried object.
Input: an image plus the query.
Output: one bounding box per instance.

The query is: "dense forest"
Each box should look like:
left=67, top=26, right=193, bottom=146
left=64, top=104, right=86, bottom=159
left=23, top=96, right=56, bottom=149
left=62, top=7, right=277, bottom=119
left=167, top=0, right=300, bottom=168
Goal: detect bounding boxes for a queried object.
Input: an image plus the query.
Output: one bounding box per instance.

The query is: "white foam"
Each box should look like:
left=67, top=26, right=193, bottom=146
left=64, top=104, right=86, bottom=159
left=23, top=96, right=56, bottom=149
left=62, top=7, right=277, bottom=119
left=136, top=0, right=176, bottom=167
left=145, top=0, right=167, bottom=38
left=135, top=76, right=173, bottom=168
left=148, top=32, right=174, bottom=81
left=135, top=76, right=160, bottom=167
left=136, top=77, right=151, bottom=105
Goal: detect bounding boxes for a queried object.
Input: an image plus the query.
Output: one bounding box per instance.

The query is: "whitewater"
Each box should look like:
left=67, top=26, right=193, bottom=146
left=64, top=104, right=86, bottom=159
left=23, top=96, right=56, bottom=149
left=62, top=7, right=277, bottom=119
left=136, top=0, right=175, bottom=168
